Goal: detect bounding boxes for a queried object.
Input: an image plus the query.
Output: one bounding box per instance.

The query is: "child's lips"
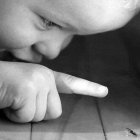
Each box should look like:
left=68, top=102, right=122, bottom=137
left=10, top=51, right=43, bottom=63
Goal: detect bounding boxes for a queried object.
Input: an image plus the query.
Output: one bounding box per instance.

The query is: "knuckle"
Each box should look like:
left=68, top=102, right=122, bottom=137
left=31, top=67, right=55, bottom=85
left=18, top=79, right=36, bottom=96
left=37, top=67, right=55, bottom=81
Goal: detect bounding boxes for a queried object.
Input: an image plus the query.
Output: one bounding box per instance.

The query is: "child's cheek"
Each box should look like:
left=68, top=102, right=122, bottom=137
left=0, top=22, right=36, bottom=51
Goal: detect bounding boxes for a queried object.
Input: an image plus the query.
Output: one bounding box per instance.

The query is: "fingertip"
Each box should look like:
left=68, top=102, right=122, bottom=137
left=98, top=86, right=108, bottom=98
left=83, top=83, right=108, bottom=98
left=54, top=71, right=109, bottom=98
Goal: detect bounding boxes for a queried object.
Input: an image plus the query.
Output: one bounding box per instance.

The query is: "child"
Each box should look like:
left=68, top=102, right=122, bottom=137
left=0, top=0, right=139, bottom=123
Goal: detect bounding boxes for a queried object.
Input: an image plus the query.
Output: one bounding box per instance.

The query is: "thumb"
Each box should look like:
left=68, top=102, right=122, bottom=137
left=53, top=71, right=108, bottom=97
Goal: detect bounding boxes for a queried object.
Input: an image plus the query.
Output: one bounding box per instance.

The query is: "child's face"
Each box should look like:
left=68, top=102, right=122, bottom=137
left=0, top=0, right=139, bottom=62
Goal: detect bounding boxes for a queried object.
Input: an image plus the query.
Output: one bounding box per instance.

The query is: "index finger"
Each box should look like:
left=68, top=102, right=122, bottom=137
left=53, top=71, right=108, bottom=97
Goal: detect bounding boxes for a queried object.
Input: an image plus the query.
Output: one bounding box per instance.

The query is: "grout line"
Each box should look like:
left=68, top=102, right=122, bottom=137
left=30, top=122, right=33, bottom=140
left=85, top=39, right=107, bottom=140
left=95, top=99, right=107, bottom=140
left=85, top=38, right=108, bottom=140
left=58, top=95, right=82, bottom=140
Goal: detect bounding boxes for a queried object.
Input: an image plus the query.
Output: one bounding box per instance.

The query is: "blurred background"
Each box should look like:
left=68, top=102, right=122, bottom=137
left=41, top=12, right=140, bottom=88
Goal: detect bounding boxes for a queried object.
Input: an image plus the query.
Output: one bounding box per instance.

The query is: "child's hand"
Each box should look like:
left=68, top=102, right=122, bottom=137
left=0, top=61, right=108, bottom=123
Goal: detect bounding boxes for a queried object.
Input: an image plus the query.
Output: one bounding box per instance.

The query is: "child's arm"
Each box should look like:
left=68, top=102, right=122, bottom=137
left=0, top=61, right=108, bottom=123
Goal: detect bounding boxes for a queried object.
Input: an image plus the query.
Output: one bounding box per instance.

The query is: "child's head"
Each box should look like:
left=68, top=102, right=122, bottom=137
left=0, top=0, right=139, bottom=62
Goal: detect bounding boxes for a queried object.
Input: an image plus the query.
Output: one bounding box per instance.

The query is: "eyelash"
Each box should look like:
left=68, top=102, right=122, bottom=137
left=40, top=16, right=61, bottom=30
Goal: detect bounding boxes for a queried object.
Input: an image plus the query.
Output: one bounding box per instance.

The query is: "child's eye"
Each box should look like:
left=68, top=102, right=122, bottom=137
left=40, top=16, right=61, bottom=30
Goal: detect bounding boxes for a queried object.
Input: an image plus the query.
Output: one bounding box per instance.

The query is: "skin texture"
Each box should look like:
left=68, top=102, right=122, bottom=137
left=0, top=0, right=139, bottom=62
left=0, top=0, right=139, bottom=123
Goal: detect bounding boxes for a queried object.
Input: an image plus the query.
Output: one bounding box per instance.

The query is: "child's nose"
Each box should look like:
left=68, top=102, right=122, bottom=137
left=34, top=35, right=73, bottom=59
left=9, top=34, right=73, bottom=62
left=33, top=42, right=62, bottom=60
